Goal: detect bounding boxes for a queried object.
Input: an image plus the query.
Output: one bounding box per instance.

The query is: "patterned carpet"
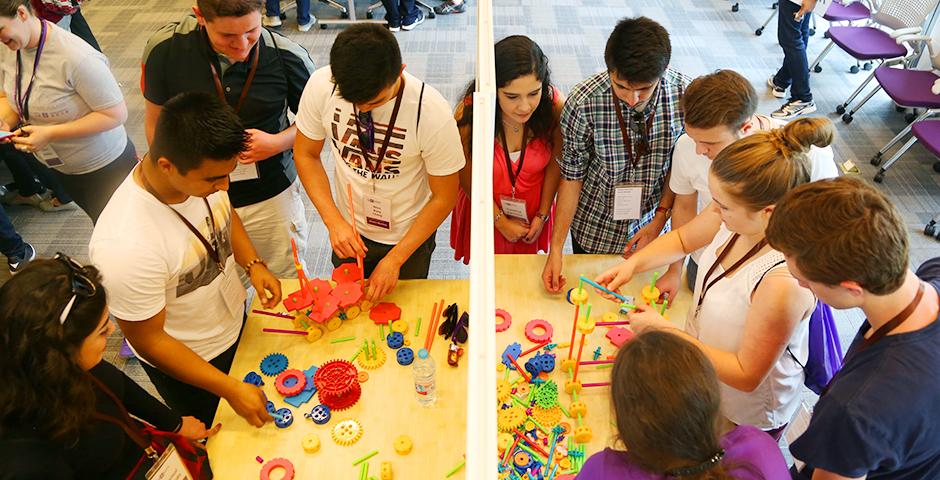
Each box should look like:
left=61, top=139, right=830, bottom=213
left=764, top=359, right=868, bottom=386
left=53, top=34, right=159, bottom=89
left=1, top=0, right=938, bottom=437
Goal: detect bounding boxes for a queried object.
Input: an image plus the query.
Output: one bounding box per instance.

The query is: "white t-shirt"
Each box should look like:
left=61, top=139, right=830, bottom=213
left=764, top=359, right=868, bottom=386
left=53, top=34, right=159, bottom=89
left=686, top=225, right=810, bottom=430
left=295, top=67, right=465, bottom=244
left=0, top=21, right=127, bottom=175
left=670, top=116, right=839, bottom=262
left=89, top=171, right=246, bottom=362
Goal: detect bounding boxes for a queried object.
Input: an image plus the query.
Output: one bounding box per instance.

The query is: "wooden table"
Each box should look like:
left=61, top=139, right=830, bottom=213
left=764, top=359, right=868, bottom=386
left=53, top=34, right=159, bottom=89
left=494, top=254, right=692, bottom=461
left=207, top=278, right=469, bottom=479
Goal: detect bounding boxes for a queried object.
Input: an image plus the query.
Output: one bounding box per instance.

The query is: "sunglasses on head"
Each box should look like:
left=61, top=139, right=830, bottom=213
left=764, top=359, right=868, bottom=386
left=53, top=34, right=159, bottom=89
left=54, top=252, right=97, bottom=325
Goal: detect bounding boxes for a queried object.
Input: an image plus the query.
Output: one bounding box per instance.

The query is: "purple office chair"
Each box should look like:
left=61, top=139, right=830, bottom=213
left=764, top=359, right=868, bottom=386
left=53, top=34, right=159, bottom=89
left=873, top=119, right=940, bottom=182
left=810, top=1, right=876, bottom=72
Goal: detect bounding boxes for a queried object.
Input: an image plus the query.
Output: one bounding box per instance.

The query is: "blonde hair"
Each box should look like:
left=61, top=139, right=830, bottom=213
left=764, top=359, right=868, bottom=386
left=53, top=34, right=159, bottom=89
left=711, top=117, right=834, bottom=210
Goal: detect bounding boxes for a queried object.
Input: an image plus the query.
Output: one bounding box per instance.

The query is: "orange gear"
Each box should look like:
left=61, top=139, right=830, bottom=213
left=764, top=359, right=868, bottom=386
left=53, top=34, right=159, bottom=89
left=497, top=406, right=526, bottom=432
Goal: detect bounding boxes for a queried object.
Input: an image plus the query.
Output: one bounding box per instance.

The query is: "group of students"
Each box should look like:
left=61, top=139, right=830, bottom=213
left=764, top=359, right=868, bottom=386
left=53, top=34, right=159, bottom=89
left=0, top=1, right=938, bottom=479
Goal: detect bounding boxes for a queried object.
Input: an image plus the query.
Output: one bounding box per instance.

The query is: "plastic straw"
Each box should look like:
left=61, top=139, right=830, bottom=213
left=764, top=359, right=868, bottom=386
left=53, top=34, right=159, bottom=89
left=352, top=450, right=378, bottom=466
left=330, top=335, right=356, bottom=344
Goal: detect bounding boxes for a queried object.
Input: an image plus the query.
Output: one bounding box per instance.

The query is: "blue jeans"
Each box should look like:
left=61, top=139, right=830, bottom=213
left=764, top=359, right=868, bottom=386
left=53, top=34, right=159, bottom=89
left=0, top=205, right=26, bottom=259
left=381, top=0, right=419, bottom=26
left=265, top=0, right=312, bottom=25
left=774, top=0, right=813, bottom=102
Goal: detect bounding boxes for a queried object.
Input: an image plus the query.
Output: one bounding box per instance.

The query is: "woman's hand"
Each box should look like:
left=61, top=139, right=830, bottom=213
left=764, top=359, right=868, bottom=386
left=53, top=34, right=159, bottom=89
left=12, top=125, right=56, bottom=153
left=495, top=216, right=530, bottom=243
left=522, top=215, right=546, bottom=244
left=627, top=302, right=674, bottom=334
left=177, top=416, right=221, bottom=442
left=594, top=259, right=637, bottom=297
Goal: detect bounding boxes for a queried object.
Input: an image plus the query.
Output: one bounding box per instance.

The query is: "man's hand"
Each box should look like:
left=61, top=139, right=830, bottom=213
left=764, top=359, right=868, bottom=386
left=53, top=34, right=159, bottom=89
left=795, top=0, right=817, bottom=20
left=223, top=381, right=271, bottom=427
left=366, top=256, right=401, bottom=302
left=656, top=265, right=681, bottom=306
left=495, top=216, right=530, bottom=243
left=327, top=219, right=368, bottom=260
left=595, top=259, right=636, bottom=294
left=177, top=416, right=221, bottom=443
left=523, top=216, right=546, bottom=244
left=627, top=302, right=675, bottom=334
left=240, top=129, right=284, bottom=164
left=12, top=125, right=56, bottom=153
left=248, top=264, right=282, bottom=308
left=542, top=251, right=566, bottom=294
left=622, top=215, right=666, bottom=258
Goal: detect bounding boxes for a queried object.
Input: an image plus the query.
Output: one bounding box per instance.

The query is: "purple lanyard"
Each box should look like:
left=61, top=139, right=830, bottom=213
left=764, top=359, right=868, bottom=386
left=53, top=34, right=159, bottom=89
left=14, top=19, right=48, bottom=124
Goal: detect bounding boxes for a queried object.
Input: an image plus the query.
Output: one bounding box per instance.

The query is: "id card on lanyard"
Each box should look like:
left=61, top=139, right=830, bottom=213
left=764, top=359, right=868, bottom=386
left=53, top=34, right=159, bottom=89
left=145, top=444, right=194, bottom=480
left=498, top=125, right=529, bottom=221
left=14, top=20, right=58, bottom=164
left=209, top=38, right=261, bottom=182
left=613, top=183, right=643, bottom=220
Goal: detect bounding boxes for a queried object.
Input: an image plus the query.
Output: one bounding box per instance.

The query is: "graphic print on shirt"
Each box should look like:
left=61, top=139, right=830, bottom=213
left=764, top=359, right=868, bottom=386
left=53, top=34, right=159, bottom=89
left=330, top=108, right=405, bottom=180
left=175, top=202, right=233, bottom=297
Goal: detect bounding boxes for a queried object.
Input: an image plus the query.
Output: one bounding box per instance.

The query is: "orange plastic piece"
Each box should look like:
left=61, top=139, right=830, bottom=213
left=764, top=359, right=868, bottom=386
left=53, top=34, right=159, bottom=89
left=369, top=303, right=401, bottom=325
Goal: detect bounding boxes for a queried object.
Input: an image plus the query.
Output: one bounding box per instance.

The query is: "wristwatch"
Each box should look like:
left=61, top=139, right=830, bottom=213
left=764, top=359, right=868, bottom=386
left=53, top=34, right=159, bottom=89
left=536, top=212, right=550, bottom=222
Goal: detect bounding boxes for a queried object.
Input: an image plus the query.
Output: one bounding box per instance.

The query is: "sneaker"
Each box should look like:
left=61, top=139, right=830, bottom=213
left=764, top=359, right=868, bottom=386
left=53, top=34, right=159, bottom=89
left=387, top=22, right=401, bottom=32
left=263, top=15, right=282, bottom=27
left=1, top=186, right=45, bottom=207
left=767, top=76, right=787, bottom=98
left=7, top=242, right=36, bottom=275
left=298, top=18, right=315, bottom=32
left=39, top=195, right=77, bottom=212
left=402, top=10, right=425, bottom=31
left=434, top=1, right=466, bottom=14
left=771, top=99, right=817, bottom=120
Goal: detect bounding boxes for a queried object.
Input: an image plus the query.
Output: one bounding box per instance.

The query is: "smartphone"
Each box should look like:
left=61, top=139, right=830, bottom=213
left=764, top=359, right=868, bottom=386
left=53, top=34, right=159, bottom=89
left=0, top=131, right=13, bottom=140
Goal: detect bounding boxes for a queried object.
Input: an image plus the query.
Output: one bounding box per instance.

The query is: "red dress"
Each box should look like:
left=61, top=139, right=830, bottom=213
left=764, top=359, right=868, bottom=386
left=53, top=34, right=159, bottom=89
left=449, top=136, right=554, bottom=264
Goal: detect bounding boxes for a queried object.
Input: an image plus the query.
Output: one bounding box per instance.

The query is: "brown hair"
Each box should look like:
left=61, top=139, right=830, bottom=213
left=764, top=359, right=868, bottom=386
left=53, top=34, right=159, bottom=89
left=612, top=331, right=736, bottom=479
left=767, top=177, right=909, bottom=295
left=681, top=70, right=757, bottom=130
left=711, top=117, right=834, bottom=210
left=0, top=0, right=29, bottom=17
left=196, top=0, right=262, bottom=20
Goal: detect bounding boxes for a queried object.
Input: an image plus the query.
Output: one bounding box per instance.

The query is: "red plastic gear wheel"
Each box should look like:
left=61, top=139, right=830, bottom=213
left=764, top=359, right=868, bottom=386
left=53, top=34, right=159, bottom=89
left=318, top=382, right=361, bottom=411
left=495, top=309, right=512, bottom=333
left=259, top=458, right=295, bottom=480
left=525, top=318, right=554, bottom=343
left=275, top=369, right=307, bottom=397
left=313, top=359, right=362, bottom=410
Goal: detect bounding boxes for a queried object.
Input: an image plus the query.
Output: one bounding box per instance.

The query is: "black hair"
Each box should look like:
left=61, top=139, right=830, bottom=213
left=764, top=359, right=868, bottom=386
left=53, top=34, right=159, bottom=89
left=196, top=0, right=262, bottom=20
left=330, top=24, right=403, bottom=105
left=0, top=258, right=108, bottom=442
left=605, top=17, right=672, bottom=83
left=149, top=92, right=249, bottom=175
left=457, top=35, right=556, bottom=155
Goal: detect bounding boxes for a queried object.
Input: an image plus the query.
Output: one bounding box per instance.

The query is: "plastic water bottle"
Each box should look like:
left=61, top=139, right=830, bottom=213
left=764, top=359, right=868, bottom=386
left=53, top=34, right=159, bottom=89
left=413, top=348, right=437, bottom=406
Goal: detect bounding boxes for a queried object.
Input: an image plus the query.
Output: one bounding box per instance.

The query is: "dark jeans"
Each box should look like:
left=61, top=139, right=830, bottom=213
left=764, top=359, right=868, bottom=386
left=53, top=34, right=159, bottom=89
left=69, top=9, right=101, bottom=52
left=331, top=233, right=436, bottom=279
left=381, top=0, right=420, bottom=26
left=0, top=205, right=25, bottom=259
left=49, top=139, right=137, bottom=224
left=0, top=145, right=71, bottom=201
left=141, top=339, right=240, bottom=427
left=686, top=257, right=698, bottom=292
left=774, top=0, right=813, bottom=102
left=265, top=0, right=312, bottom=24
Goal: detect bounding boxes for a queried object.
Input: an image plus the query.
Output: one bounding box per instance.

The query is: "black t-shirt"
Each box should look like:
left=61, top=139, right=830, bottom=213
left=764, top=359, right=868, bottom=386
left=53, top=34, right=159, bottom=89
left=0, top=361, right=181, bottom=480
left=791, top=257, right=940, bottom=479
left=142, top=14, right=315, bottom=207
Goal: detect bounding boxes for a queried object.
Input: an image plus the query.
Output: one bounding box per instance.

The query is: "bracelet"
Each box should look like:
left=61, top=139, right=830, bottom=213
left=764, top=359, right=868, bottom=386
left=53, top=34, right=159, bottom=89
left=244, top=258, right=267, bottom=272
left=536, top=212, right=550, bottom=222
left=655, top=206, right=672, bottom=216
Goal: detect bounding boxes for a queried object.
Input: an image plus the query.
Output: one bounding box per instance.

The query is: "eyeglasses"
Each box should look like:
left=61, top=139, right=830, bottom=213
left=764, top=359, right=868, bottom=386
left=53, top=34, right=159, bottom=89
left=356, top=111, right=375, bottom=154
left=54, top=252, right=97, bottom=325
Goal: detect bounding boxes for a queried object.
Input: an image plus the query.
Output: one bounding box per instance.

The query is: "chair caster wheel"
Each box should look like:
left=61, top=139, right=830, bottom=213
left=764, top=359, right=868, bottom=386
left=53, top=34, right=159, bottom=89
left=366, top=11, right=373, bottom=18
left=934, top=161, right=940, bottom=173
left=809, top=28, right=816, bottom=36
left=772, top=2, right=778, bottom=8
left=863, top=62, right=873, bottom=71
left=896, top=105, right=906, bottom=112
left=842, top=113, right=854, bottom=124
left=905, top=113, right=916, bottom=124
left=341, top=11, right=349, bottom=18
left=280, top=13, right=287, bottom=20
left=320, top=24, right=327, bottom=29
left=731, top=3, right=739, bottom=12
left=850, top=65, right=860, bottom=74
left=813, top=65, right=822, bottom=73
left=870, top=154, right=882, bottom=166
left=926, top=221, right=938, bottom=237
left=428, top=11, right=436, bottom=18
left=823, top=31, right=830, bottom=39
left=756, top=28, right=764, bottom=36
left=873, top=171, right=885, bottom=183
left=835, top=105, right=846, bottom=114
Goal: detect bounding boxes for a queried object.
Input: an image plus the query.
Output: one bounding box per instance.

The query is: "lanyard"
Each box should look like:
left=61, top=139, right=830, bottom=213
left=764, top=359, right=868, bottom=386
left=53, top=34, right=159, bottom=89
left=612, top=88, right=654, bottom=168
left=14, top=19, right=48, bottom=124
left=208, top=40, right=260, bottom=114
left=353, top=76, right=406, bottom=175
left=696, top=233, right=769, bottom=313
left=498, top=124, right=528, bottom=198
left=87, top=372, right=159, bottom=459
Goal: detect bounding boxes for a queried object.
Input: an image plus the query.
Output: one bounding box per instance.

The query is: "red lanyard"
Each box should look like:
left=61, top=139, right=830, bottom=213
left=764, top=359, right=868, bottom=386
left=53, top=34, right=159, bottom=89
left=696, top=233, right=769, bottom=313
left=612, top=89, right=654, bottom=168
left=208, top=40, right=260, bottom=114
left=14, top=19, right=48, bottom=124
left=354, top=77, right=406, bottom=174
left=498, top=124, right=528, bottom=198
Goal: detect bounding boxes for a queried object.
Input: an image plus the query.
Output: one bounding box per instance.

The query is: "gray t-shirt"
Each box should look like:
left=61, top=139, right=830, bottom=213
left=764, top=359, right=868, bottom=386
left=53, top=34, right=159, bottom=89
left=0, top=21, right=126, bottom=175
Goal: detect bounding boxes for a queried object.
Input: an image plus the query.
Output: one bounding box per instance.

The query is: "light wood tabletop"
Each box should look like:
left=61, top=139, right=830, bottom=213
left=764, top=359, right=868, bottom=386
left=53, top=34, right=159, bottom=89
left=207, top=277, right=469, bottom=479
left=494, top=254, right=692, bottom=462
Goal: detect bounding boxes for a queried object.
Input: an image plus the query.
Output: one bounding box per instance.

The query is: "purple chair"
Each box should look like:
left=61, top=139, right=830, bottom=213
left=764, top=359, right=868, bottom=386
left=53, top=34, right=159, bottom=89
left=873, top=119, right=940, bottom=182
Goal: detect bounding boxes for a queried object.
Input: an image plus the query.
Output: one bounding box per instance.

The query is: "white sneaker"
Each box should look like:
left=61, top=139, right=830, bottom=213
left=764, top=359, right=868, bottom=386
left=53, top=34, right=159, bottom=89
left=263, top=15, right=282, bottom=27
left=771, top=99, right=817, bottom=120
left=402, top=10, right=425, bottom=31
left=298, top=18, right=315, bottom=32
left=767, top=76, right=787, bottom=99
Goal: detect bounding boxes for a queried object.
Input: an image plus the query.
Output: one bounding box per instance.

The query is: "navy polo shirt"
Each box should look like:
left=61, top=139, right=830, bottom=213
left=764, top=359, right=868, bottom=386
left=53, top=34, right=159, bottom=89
left=142, top=14, right=314, bottom=207
left=791, top=257, right=940, bottom=479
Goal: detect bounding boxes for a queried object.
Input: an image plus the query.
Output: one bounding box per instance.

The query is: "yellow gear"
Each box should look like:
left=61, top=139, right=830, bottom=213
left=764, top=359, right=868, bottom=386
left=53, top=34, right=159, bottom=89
left=497, top=433, right=513, bottom=453
left=602, top=312, right=618, bottom=324
left=569, top=287, right=589, bottom=305
left=559, top=458, right=571, bottom=470
left=497, top=406, right=526, bottom=432
left=331, top=419, right=363, bottom=446
left=360, top=300, right=373, bottom=312
left=393, top=435, right=413, bottom=455
left=496, top=363, right=506, bottom=372
left=496, top=379, right=512, bottom=404
left=569, top=401, right=587, bottom=419
left=572, top=425, right=593, bottom=443
left=390, top=320, right=408, bottom=334
left=357, top=344, right=386, bottom=370
left=564, top=380, right=582, bottom=395
left=305, top=325, right=323, bottom=343
left=515, top=383, right=530, bottom=397
left=345, top=305, right=362, bottom=320
left=577, top=317, right=596, bottom=334
left=301, top=433, right=320, bottom=453
left=380, top=461, right=393, bottom=480
left=559, top=358, right=576, bottom=374
left=326, top=316, right=343, bottom=331
left=531, top=405, right=562, bottom=427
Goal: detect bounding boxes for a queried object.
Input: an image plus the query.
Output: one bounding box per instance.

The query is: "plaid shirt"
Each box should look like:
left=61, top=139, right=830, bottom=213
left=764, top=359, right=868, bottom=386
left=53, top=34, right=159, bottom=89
left=559, top=68, right=690, bottom=254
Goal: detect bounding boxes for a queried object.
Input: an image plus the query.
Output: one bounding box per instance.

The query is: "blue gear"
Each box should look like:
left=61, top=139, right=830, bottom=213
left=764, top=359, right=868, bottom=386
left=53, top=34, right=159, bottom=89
left=396, top=347, right=414, bottom=366
left=260, top=353, right=288, bottom=376
left=266, top=401, right=277, bottom=414
left=501, top=343, right=521, bottom=370
left=273, top=407, right=293, bottom=428
left=305, top=404, right=331, bottom=425
left=243, top=371, right=264, bottom=387
left=536, top=352, right=555, bottom=373
left=387, top=332, right=404, bottom=349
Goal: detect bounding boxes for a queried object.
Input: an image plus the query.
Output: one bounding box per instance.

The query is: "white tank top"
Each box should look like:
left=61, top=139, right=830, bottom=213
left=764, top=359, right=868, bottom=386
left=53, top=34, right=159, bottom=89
left=686, top=226, right=810, bottom=430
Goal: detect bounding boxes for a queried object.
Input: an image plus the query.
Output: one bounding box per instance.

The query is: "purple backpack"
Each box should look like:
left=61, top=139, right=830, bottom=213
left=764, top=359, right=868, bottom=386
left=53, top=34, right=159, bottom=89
left=790, top=301, right=845, bottom=394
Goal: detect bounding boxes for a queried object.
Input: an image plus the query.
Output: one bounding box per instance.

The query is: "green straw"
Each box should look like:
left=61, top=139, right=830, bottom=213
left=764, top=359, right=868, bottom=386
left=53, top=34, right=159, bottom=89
left=511, top=394, right=528, bottom=408
left=352, top=450, right=378, bottom=466
left=650, top=272, right=659, bottom=291
left=558, top=403, right=570, bottom=418
left=330, top=335, right=356, bottom=344
left=379, top=324, right=384, bottom=341
left=526, top=416, right=548, bottom=435
left=370, top=339, right=377, bottom=358
left=445, top=459, right=465, bottom=478
left=518, top=443, right=545, bottom=460
left=414, top=317, right=422, bottom=337
left=596, top=363, right=613, bottom=369
left=359, top=462, right=368, bottom=480
left=660, top=298, right=669, bottom=315
left=349, top=348, right=361, bottom=362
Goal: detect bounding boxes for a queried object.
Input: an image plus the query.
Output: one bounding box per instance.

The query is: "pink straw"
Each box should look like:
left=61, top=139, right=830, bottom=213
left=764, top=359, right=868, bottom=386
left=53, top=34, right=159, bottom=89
left=253, top=309, right=294, bottom=319
left=595, top=321, right=629, bottom=326
left=582, top=382, right=611, bottom=388
left=578, top=360, right=614, bottom=366
left=263, top=328, right=307, bottom=335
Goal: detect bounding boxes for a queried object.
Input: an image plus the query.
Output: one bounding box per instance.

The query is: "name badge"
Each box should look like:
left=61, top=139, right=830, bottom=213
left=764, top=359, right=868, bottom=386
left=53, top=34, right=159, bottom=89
left=364, top=194, right=392, bottom=230
left=229, top=162, right=260, bottom=182
left=499, top=195, right=529, bottom=221
left=34, top=145, right=61, bottom=166
left=220, top=262, right=247, bottom=320
left=613, top=183, right=643, bottom=220
left=145, top=444, right=194, bottom=480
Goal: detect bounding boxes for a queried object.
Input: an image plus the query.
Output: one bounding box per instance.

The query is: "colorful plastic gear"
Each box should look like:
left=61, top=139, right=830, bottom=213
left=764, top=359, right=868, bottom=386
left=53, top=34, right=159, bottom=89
left=305, top=324, right=324, bottom=343
left=533, top=380, right=559, bottom=409
left=357, top=345, right=386, bottom=370
left=531, top=405, right=563, bottom=427
left=331, top=419, right=363, bottom=446
left=496, top=379, right=512, bottom=404
left=325, top=316, right=343, bottom=331
left=495, top=309, right=512, bottom=332
left=497, top=405, right=526, bottom=432
left=525, top=319, right=554, bottom=343
left=501, top=342, right=522, bottom=370
left=566, top=287, right=589, bottom=305
left=396, top=347, right=414, bottom=366
left=301, top=433, right=320, bottom=453
left=259, top=458, right=295, bottom=480
left=275, top=369, right=307, bottom=397
left=393, top=435, right=413, bottom=455
left=390, top=320, right=408, bottom=334
left=314, top=359, right=362, bottom=411
left=273, top=407, right=294, bottom=428
left=386, top=332, right=404, bottom=349
left=260, top=353, right=288, bottom=377
left=305, top=404, right=331, bottom=425
left=243, top=371, right=264, bottom=387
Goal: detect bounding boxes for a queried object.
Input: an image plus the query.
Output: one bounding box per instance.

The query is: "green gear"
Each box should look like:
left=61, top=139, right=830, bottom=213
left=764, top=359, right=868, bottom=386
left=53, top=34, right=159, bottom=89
left=534, top=380, right=559, bottom=409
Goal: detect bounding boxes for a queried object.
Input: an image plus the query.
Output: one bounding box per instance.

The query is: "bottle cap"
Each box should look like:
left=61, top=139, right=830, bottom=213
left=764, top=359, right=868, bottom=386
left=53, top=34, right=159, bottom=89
left=418, top=348, right=429, bottom=359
